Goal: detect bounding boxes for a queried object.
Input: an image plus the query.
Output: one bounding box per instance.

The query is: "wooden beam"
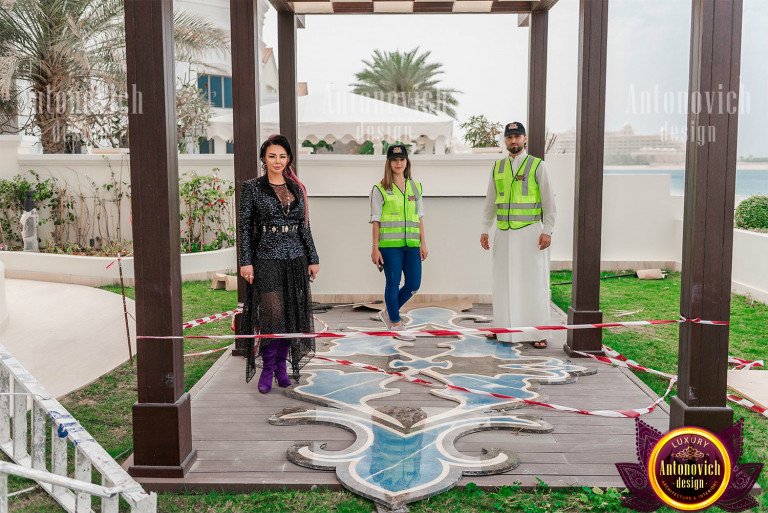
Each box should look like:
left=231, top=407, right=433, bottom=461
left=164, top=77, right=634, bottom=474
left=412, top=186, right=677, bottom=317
left=124, top=0, right=195, bottom=478
left=269, top=0, right=293, bottom=13
left=533, top=0, right=559, bottom=11
left=527, top=9, right=547, bottom=157
left=230, top=0, right=262, bottom=356
left=277, top=10, right=299, bottom=167
left=490, top=1, right=534, bottom=13
left=518, top=14, right=530, bottom=27
left=564, top=0, right=608, bottom=358
left=670, top=0, right=743, bottom=433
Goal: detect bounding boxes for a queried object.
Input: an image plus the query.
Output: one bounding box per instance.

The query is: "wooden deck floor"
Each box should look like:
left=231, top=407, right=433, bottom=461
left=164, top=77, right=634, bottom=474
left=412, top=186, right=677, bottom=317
left=129, top=303, right=670, bottom=494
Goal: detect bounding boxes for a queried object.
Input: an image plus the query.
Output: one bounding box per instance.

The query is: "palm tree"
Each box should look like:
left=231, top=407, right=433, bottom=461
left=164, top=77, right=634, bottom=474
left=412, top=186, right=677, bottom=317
left=351, top=47, right=460, bottom=118
left=0, top=0, right=228, bottom=153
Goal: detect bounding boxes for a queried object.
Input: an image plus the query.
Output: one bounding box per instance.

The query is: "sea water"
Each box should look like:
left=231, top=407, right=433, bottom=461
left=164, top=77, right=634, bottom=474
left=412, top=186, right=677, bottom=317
left=604, top=168, right=768, bottom=198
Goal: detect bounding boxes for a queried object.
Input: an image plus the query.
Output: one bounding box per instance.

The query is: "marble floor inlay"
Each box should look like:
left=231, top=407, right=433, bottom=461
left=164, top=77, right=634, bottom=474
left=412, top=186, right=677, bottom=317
left=270, top=307, right=595, bottom=510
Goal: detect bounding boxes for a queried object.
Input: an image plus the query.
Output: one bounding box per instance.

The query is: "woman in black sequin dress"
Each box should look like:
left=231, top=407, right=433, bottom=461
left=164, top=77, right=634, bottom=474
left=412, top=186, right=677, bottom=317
left=238, top=134, right=320, bottom=393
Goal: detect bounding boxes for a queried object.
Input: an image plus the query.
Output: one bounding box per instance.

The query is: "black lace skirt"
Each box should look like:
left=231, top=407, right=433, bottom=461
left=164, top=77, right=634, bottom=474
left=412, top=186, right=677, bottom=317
left=244, top=256, right=315, bottom=383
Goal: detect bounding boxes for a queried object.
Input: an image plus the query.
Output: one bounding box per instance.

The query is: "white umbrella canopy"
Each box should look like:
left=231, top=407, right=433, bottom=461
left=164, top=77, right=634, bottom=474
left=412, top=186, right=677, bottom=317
left=206, top=89, right=453, bottom=145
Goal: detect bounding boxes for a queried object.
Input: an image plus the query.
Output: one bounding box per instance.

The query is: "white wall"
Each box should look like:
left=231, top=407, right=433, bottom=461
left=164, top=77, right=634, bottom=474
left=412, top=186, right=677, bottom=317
left=0, top=248, right=236, bottom=287
left=306, top=154, right=681, bottom=298
left=307, top=197, right=493, bottom=300
left=0, top=261, right=8, bottom=331
left=3, top=140, right=767, bottom=302
left=728, top=229, right=768, bottom=304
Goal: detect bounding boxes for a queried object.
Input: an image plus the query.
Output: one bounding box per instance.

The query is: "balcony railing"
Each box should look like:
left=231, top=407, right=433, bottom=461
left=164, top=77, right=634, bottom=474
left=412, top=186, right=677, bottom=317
left=0, top=343, right=156, bottom=513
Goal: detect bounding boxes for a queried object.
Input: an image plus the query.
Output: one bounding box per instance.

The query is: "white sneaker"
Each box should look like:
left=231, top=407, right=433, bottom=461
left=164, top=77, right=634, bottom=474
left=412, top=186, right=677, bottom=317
left=391, top=324, right=416, bottom=342
left=377, top=309, right=393, bottom=329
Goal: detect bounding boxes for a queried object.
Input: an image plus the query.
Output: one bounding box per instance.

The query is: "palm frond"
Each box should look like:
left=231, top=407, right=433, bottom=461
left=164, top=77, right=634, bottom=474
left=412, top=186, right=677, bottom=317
left=351, top=47, right=461, bottom=118
left=173, top=10, right=230, bottom=64
left=0, top=0, right=232, bottom=148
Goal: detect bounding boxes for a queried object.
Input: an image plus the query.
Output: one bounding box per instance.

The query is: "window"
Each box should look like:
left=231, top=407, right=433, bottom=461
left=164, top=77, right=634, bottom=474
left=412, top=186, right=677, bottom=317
left=199, top=138, right=215, bottom=154
left=223, top=77, right=233, bottom=108
left=197, top=75, right=233, bottom=108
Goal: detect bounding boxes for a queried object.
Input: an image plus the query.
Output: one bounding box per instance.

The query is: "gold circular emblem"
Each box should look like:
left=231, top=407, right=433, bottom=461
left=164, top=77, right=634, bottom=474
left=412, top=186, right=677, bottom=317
left=647, top=427, right=732, bottom=510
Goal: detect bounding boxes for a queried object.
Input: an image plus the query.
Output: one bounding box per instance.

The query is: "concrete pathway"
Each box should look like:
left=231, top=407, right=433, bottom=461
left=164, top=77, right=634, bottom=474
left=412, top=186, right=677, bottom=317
left=0, top=279, right=136, bottom=398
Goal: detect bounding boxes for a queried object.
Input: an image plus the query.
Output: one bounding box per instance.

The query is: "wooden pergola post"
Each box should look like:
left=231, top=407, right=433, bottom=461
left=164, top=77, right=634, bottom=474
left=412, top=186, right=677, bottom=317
left=564, top=0, right=609, bottom=357
left=124, top=0, right=196, bottom=477
left=670, top=0, right=743, bottom=433
left=527, top=8, right=548, bottom=157
left=231, top=0, right=262, bottom=357
left=277, top=9, right=299, bottom=165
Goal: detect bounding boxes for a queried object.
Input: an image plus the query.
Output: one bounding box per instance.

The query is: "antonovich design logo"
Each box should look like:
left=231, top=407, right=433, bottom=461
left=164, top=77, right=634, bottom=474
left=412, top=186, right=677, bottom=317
left=617, top=419, right=762, bottom=512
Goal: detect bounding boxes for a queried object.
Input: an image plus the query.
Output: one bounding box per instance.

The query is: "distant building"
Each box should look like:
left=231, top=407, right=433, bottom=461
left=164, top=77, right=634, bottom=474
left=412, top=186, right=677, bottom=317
left=176, top=0, right=287, bottom=153
left=551, top=123, right=686, bottom=165
left=176, top=0, right=278, bottom=105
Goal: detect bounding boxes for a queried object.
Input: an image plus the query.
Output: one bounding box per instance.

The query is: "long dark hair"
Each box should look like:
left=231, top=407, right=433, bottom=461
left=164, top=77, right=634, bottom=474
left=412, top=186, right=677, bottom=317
left=259, top=134, right=310, bottom=225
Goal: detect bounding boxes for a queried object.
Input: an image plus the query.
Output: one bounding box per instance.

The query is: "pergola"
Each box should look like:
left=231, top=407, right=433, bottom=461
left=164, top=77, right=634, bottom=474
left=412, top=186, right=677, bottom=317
left=123, top=0, right=742, bottom=478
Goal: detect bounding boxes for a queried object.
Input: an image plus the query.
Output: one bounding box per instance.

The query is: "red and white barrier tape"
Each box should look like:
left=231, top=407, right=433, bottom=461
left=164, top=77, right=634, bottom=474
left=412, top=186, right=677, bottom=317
left=311, top=355, right=674, bottom=418
left=183, top=315, right=330, bottom=358
left=184, top=345, right=231, bottom=358
left=727, top=393, right=768, bottom=419
left=729, top=356, right=764, bottom=370
left=183, top=308, right=242, bottom=330
left=571, top=346, right=677, bottom=380
left=138, top=316, right=728, bottom=341
left=105, top=256, right=119, bottom=269
left=576, top=345, right=767, bottom=421
left=174, top=308, right=762, bottom=420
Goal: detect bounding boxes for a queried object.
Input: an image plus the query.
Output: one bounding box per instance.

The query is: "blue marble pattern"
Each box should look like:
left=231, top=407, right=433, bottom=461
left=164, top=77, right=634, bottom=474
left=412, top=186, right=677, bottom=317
left=273, top=306, right=593, bottom=510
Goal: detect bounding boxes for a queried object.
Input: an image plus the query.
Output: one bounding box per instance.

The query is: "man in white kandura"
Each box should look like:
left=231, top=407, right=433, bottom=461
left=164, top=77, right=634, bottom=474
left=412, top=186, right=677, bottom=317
left=480, top=121, right=556, bottom=348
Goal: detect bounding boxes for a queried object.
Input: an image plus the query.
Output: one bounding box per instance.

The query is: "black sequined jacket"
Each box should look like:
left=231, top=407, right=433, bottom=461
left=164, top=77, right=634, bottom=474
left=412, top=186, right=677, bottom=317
left=238, top=175, right=319, bottom=266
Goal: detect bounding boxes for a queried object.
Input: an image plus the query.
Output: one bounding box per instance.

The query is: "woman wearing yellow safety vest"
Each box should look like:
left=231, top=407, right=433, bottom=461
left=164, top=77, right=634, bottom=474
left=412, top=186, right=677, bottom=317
left=369, top=144, right=428, bottom=342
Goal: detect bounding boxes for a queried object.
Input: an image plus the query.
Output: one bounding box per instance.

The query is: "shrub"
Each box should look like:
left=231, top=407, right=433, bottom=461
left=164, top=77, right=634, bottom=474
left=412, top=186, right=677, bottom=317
left=0, top=172, right=58, bottom=248
left=734, top=195, right=768, bottom=231
left=459, top=115, right=501, bottom=148
left=179, top=170, right=235, bottom=252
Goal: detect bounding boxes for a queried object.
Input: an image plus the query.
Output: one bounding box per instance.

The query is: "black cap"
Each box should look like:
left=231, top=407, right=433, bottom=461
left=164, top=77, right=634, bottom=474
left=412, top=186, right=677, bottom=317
left=504, top=121, right=526, bottom=137
left=386, top=144, right=408, bottom=160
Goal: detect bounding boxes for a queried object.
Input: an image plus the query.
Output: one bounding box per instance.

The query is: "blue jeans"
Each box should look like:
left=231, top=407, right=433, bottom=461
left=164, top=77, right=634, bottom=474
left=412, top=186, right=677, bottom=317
left=380, top=246, right=422, bottom=323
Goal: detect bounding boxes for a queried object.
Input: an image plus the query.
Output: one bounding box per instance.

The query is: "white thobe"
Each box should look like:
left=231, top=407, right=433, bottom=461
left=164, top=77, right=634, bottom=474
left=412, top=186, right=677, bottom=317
left=481, top=151, right=557, bottom=343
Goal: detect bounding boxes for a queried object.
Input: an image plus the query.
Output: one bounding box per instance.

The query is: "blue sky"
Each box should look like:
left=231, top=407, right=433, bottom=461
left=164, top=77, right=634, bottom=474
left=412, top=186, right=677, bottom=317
left=264, top=0, right=768, bottom=157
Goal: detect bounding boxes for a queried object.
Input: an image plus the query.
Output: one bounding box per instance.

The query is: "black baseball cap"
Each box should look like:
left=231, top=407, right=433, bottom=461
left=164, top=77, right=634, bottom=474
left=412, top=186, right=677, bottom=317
left=386, top=144, right=408, bottom=160
left=504, top=121, right=526, bottom=137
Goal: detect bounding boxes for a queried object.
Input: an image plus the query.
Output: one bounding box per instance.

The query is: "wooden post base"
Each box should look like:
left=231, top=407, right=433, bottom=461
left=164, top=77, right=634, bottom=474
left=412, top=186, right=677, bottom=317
left=669, top=396, right=734, bottom=434
left=564, top=307, right=605, bottom=357
left=129, top=393, right=197, bottom=478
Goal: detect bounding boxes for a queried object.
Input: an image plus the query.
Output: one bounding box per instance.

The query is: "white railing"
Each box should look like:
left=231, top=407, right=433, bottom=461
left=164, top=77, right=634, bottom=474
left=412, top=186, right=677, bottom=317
left=0, top=343, right=156, bottom=513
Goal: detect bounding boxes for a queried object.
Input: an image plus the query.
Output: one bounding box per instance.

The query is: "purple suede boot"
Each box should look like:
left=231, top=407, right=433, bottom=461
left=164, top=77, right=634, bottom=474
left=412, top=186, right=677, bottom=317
left=275, top=343, right=292, bottom=388
left=258, top=343, right=277, bottom=393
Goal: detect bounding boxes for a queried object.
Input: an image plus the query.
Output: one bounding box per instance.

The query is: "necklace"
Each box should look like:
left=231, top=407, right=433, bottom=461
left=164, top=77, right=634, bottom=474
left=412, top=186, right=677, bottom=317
left=270, top=182, right=292, bottom=215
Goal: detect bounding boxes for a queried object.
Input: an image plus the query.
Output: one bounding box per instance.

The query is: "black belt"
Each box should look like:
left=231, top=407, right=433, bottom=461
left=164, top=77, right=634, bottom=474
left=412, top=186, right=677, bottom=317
left=259, top=224, right=299, bottom=234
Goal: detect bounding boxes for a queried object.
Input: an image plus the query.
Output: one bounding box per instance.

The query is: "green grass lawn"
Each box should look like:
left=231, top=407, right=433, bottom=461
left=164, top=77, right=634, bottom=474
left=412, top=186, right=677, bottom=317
left=550, top=271, right=768, bottom=512
left=9, top=276, right=767, bottom=512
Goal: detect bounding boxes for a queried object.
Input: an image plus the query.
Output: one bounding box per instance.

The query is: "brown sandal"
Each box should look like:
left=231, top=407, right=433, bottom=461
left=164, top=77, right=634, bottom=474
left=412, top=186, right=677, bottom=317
left=532, top=340, right=548, bottom=349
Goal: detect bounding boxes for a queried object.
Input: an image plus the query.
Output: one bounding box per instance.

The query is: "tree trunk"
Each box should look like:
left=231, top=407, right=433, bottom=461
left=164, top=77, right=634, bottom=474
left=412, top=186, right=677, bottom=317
left=34, top=80, right=69, bottom=154
left=0, top=86, right=20, bottom=134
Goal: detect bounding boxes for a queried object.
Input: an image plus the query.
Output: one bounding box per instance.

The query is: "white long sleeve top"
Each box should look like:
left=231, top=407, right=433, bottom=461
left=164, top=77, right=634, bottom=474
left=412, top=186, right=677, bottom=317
left=480, top=151, right=556, bottom=236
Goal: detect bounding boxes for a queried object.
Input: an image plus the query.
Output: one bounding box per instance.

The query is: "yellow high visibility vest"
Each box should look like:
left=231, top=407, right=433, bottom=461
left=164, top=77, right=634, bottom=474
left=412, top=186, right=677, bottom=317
left=493, top=155, right=543, bottom=230
left=375, top=179, right=422, bottom=248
